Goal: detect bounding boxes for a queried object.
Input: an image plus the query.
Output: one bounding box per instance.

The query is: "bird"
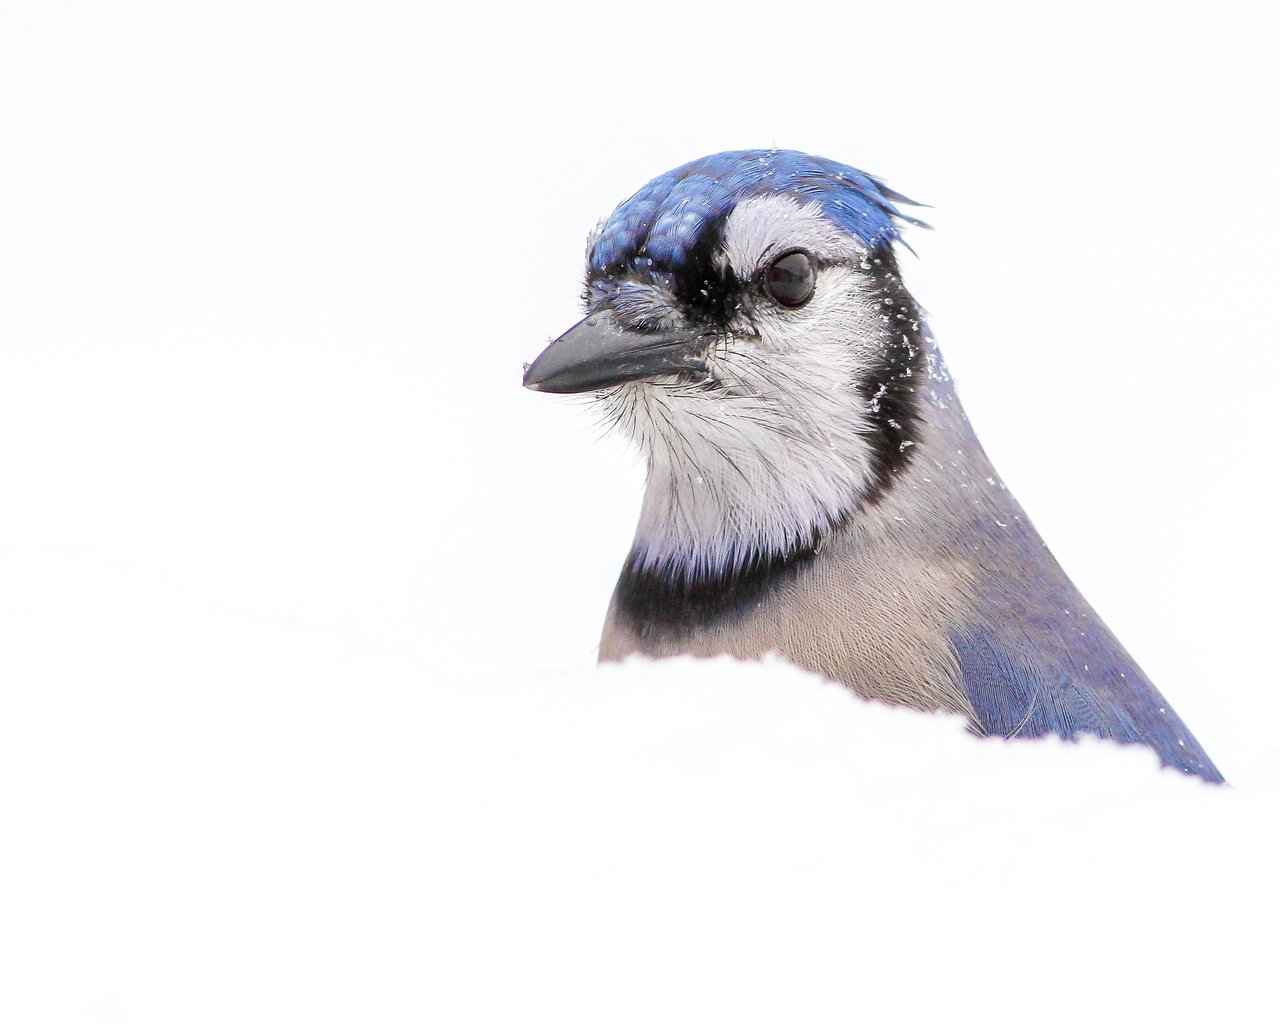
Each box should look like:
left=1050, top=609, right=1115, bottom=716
left=522, top=149, right=1223, bottom=784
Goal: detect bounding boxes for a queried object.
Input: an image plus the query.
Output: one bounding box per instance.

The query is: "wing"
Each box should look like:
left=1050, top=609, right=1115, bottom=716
left=951, top=623, right=1223, bottom=783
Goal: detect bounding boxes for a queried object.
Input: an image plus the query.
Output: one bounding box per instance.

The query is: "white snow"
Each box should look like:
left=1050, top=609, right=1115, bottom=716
left=2, top=2, right=1278, bottom=1021
left=2, top=555, right=1276, bottom=1021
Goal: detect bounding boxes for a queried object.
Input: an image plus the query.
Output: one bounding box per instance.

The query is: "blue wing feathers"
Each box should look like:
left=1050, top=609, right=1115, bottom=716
left=952, top=624, right=1222, bottom=783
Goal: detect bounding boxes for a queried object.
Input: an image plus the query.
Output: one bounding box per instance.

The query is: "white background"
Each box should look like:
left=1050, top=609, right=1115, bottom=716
left=1, top=2, right=1277, bottom=1021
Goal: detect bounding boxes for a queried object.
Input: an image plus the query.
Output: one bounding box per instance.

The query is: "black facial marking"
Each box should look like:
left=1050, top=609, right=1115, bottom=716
left=668, top=216, right=738, bottom=326
left=584, top=213, right=742, bottom=332
left=612, top=537, right=822, bottom=637
left=857, top=245, right=925, bottom=499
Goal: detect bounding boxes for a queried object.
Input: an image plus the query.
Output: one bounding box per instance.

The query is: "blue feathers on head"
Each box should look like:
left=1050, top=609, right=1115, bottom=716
left=588, top=149, right=928, bottom=275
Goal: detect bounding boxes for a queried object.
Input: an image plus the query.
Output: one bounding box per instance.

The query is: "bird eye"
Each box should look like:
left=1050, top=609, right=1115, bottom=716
left=763, top=250, right=816, bottom=308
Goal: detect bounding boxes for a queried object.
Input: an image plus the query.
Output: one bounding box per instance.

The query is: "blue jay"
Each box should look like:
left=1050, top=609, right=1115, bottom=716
left=523, top=149, right=1222, bottom=783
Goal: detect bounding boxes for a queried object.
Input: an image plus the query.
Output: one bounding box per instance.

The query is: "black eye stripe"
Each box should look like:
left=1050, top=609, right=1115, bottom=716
left=763, top=250, right=816, bottom=308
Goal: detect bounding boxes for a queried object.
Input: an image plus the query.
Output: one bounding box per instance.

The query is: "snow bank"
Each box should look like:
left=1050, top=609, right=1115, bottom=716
left=1, top=552, right=1273, bottom=1023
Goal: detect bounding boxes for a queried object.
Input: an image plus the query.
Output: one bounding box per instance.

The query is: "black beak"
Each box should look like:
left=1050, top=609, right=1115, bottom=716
left=522, top=313, right=712, bottom=394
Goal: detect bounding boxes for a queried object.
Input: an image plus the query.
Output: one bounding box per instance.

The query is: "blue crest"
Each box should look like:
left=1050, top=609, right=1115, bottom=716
left=588, top=149, right=927, bottom=274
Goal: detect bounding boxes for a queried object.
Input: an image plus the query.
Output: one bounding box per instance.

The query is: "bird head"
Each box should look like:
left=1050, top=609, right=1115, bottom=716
left=523, top=150, right=937, bottom=584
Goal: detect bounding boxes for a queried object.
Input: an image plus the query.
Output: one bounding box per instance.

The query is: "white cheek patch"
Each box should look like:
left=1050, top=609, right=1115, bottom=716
left=599, top=262, right=891, bottom=580
left=750, top=264, right=885, bottom=358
